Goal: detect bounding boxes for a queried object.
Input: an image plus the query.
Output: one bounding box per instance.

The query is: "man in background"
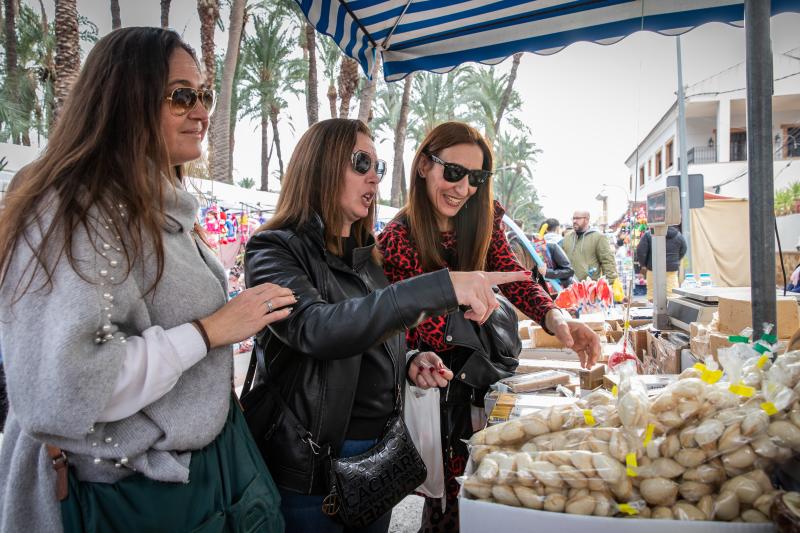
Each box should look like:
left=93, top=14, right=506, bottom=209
left=637, top=225, right=687, bottom=300
left=562, top=210, right=618, bottom=282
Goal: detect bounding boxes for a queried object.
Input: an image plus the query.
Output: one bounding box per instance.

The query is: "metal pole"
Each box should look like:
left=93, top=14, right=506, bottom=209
left=745, top=0, right=776, bottom=339
left=652, top=227, right=670, bottom=330
left=676, top=36, right=692, bottom=273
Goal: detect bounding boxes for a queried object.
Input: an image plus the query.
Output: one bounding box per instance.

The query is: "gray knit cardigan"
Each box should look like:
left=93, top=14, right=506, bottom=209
left=0, top=184, right=230, bottom=532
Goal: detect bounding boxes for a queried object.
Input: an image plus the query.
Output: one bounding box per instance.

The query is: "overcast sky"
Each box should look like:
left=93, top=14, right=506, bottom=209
left=61, top=2, right=800, bottom=225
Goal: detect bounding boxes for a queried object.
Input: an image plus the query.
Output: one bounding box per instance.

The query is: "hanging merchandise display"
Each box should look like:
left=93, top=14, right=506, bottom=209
left=203, top=203, right=222, bottom=250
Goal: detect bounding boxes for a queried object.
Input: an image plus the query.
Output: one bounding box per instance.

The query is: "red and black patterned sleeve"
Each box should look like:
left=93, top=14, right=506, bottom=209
left=378, top=222, right=453, bottom=353
left=487, top=202, right=557, bottom=326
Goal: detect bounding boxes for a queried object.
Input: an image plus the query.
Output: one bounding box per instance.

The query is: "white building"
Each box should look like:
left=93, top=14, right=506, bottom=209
left=625, top=47, right=800, bottom=200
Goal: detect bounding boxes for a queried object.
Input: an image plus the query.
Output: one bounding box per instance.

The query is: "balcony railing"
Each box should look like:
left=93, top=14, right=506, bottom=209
left=687, top=146, right=716, bottom=165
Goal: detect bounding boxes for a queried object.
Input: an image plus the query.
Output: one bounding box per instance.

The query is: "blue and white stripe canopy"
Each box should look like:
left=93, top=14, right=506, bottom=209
left=295, top=0, right=800, bottom=81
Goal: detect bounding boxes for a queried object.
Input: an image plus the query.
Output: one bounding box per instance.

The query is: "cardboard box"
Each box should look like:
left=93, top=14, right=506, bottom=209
left=518, top=320, right=532, bottom=340
left=577, top=312, right=607, bottom=332
left=519, top=346, right=580, bottom=361
left=603, top=373, right=677, bottom=394
left=484, top=391, right=578, bottom=424
left=644, top=330, right=688, bottom=375
left=631, top=326, right=651, bottom=360
left=531, top=325, right=564, bottom=348
left=497, top=370, right=571, bottom=393
left=516, top=359, right=606, bottom=390
left=717, top=294, right=800, bottom=338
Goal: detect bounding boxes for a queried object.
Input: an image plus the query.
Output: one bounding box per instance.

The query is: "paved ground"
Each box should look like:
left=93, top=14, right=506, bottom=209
left=389, top=495, right=424, bottom=532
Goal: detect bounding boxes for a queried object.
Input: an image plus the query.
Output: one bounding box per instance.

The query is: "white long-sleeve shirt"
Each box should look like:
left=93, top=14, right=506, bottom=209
left=97, top=323, right=207, bottom=422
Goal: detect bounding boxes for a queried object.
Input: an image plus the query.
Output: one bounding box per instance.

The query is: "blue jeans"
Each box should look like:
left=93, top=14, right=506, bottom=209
left=278, top=439, right=393, bottom=533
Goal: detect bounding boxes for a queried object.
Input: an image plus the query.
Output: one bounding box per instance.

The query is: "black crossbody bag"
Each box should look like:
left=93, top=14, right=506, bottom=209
left=240, top=339, right=426, bottom=529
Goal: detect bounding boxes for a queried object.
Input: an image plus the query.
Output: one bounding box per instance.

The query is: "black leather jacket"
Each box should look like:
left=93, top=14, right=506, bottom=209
left=244, top=215, right=458, bottom=495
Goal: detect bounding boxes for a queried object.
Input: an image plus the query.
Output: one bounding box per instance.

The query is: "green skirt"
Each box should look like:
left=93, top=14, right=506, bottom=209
left=61, top=398, right=284, bottom=533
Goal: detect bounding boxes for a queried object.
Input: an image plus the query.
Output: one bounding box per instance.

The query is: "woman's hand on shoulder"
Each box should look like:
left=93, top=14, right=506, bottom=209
left=199, top=283, right=297, bottom=349
left=448, top=270, right=532, bottom=323
left=408, top=351, right=453, bottom=389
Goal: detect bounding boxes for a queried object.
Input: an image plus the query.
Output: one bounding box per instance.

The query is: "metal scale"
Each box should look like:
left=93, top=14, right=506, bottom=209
left=668, top=286, right=800, bottom=332
left=648, top=187, right=682, bottom=330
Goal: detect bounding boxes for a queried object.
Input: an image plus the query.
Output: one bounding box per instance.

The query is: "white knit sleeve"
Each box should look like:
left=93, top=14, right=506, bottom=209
left=96, top=323, right=208, bottom=422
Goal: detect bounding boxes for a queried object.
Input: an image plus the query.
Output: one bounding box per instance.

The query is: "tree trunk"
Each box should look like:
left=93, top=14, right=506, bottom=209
left=208, top=0, right=244, bottom=184
left=492, top=52, right=522, bottom=141
left=399, top=160, right=407, bottom=205
left=37, top=0, right=55, bottom=131
left=327, top=83, right=337, bottom=118
left=357, top=57, right=379, bottom=124
left=337, top=57, right=359, bottom=119
left=197, top=0, right=219, bottom=88
left=391, top=73, right=413, bottom=207
left=54, top=0, right=80, bottom=124
left=269, top=106, right=284, bottom=182
left=4, top=0, right=17, bottom=141
left=110, top=0, right=121, bottom=29
left=4, top=0, right=17, bottom=79
left=305, top=23, right=319, bottom=126
left=260, top=106, right=270, bottom=191
left=160, top=0, right=171, bottom=28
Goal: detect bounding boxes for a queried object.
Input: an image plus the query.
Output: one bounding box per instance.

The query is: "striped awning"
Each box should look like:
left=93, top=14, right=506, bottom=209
left=295, top=0, right=800, bottom=81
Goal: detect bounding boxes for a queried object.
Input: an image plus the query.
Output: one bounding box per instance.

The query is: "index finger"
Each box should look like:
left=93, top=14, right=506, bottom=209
left=483, top=271, right=532, bottom=286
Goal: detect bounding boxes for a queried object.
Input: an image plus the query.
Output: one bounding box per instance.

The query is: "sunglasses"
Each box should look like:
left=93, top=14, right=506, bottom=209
left=164, top=87, right=216, bottom=117
left=351, top=150, right=387, bottom=181
left=426, top=153, right=492, bottom=187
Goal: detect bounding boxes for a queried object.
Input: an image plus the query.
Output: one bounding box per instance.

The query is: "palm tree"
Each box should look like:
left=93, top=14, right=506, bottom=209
left=110, top=0, right=121, bottom=29
left=197, top=0, right=219, bottom=88
left=318, top=35, right=341, bottom=118
left=392, top=74, right=414, bottom=206
left=463, top=66, right=522, bottom=142
left=337, top=56, right=359, bottom=119
left=304, top=23, right=318, bottom=126
left=494, top=52, right=523, bottom=138
left=407, top=69, right=470, bottom=145
left=160, top=0, right=171, bottom=28
left=493, top=131, right=541, bottom=214
left=8, top=4, right=53, bottom=145
left=371, top=73, right=415, bottom=207
left=53, top=0, right=79, bottom=123
left=3, top=0, right=19, bottom=141
left=239, top=13, right=305, bottom=189
left=208, top=0, right=245, bottom=183
left=357, top=57, right=380, bottom=123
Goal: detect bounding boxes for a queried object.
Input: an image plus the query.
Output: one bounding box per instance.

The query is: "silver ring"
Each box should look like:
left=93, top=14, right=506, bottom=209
left=265, top=300, right=273, bottom=314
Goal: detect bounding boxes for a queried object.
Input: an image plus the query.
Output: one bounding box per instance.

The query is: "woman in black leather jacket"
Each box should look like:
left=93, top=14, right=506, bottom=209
left=244, top=118, right=530, bottom=533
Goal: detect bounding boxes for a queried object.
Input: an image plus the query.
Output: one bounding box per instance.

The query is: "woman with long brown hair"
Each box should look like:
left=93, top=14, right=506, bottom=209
left=243, top=118, right=530, bottom=532
left=0, top=27, right=287, bottom=532
left=378, top=121, right=602, bottom=531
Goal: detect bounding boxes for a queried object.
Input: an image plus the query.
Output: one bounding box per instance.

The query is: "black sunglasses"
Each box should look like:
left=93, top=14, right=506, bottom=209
left=351, top=150, right=387, bottom=181
left=426, top=153, right=492, bottom=187
left=164, top=87, right=216, bottom=117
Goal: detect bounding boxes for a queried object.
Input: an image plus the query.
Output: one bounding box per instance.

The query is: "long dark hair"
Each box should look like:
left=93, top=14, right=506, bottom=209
left=258, top=118, right=377, bottom=258
left=400, top=121, right=494, bottom=272
left=0, top=27, right=199, bottom=298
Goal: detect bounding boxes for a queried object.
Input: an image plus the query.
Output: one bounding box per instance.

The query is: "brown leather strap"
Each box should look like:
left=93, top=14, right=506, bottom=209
left=46, top=445, right=69, bottom=501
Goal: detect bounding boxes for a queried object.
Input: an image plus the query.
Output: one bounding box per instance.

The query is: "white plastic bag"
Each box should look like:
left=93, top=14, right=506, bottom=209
left=404, top=383, right=444, bottom=499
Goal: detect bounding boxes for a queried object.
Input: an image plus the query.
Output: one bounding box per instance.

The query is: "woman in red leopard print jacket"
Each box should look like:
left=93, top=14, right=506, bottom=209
left=378, top=122, right=601, bottom=532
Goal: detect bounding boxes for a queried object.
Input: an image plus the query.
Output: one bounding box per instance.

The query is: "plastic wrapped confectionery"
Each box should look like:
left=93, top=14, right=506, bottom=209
left=461, top=334, right=800, bottom=522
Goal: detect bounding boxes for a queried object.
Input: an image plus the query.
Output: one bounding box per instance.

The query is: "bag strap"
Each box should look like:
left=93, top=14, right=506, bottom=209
left=46, top=445, right=69, bottom=501
left=241, top=346, right=258, bottom=397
